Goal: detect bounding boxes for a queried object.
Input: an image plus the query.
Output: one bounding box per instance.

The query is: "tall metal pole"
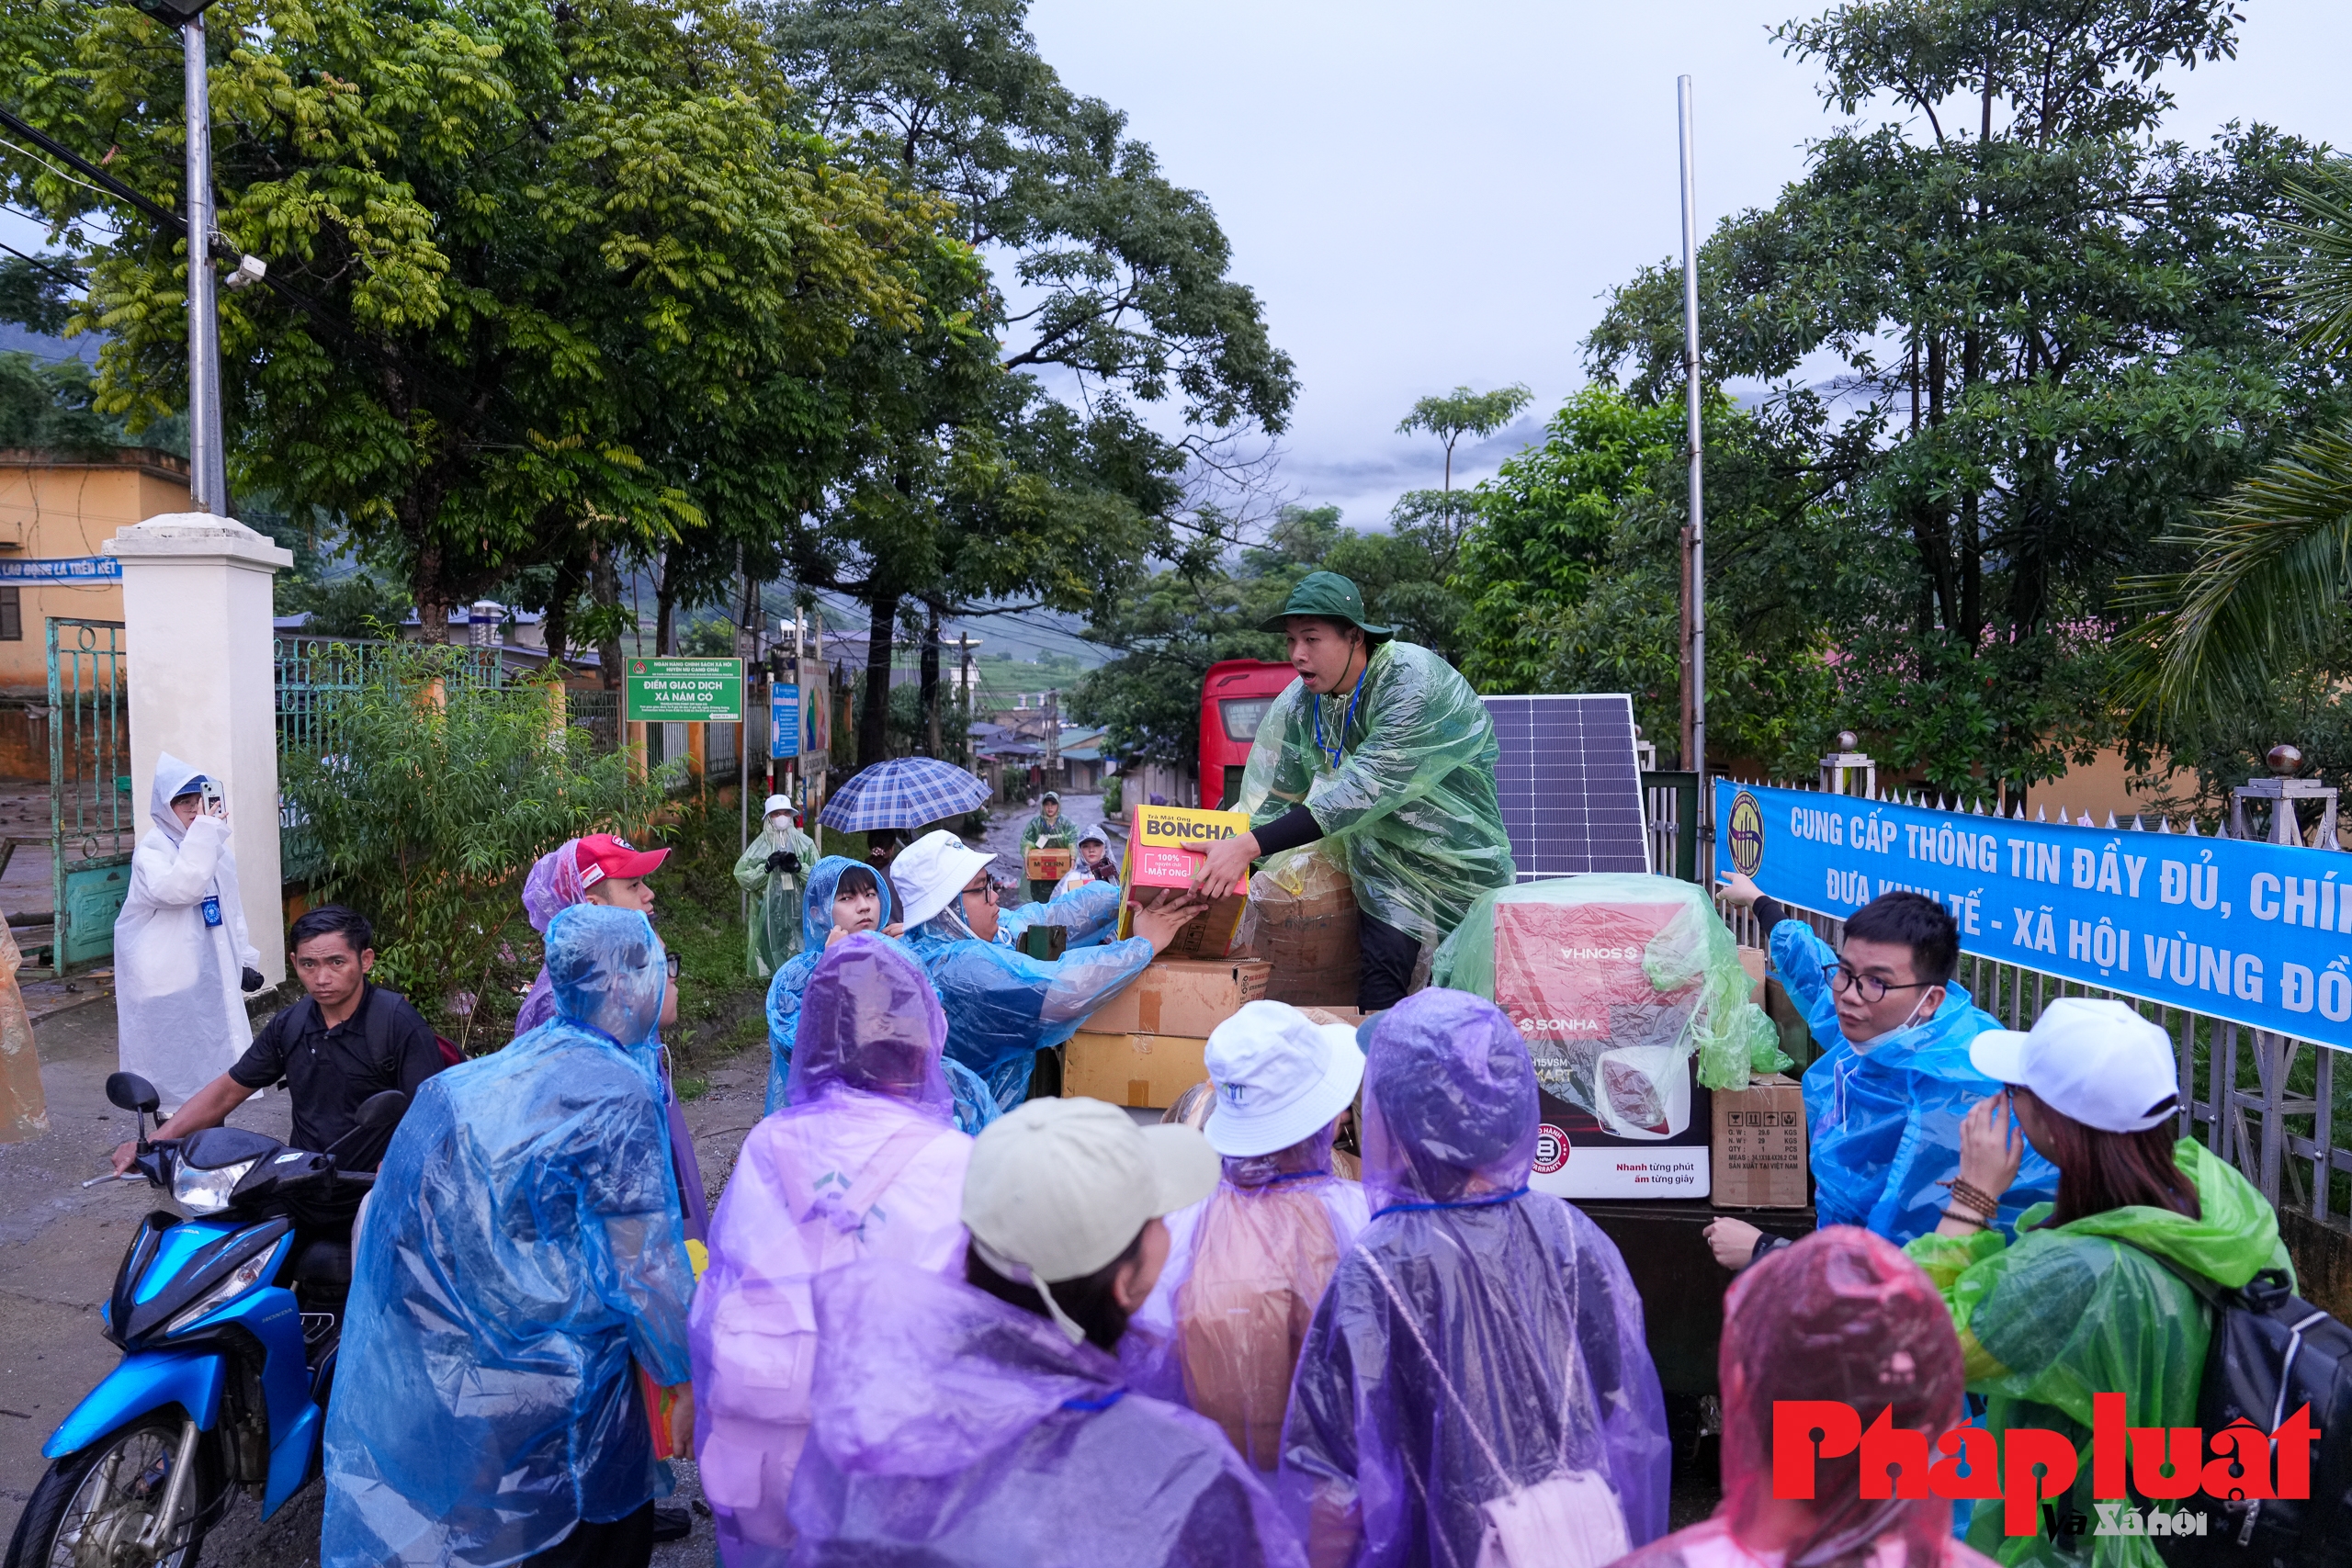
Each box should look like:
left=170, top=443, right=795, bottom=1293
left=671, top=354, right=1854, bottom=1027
left=1677, top=75, right=1705, bottom=789
left=184, top=17, right=227, bottom=513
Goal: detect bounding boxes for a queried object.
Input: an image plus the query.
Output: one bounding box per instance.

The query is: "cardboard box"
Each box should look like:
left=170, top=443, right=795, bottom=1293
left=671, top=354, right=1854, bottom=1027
left=1024, top=846, right=1073, bottom=883
left=1294, top=1005, right=1364, bottom=1031
left=1064, top=1030, right=1210, bottom=1110
left=1083, top=958, right=1272, bottom=1038
left=1238, top=844, right=1360, bottom=1007
left=1736, top=944, right=1767, bottom=1005
left=1711, top=1073, right=1808, bottom=1209
left=1119, top=802, right=1251, bottom=957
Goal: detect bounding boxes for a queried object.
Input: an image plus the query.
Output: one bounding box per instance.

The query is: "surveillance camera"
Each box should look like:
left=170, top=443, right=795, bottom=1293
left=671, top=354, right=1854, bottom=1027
left=224, top=254, right=266, bottom=291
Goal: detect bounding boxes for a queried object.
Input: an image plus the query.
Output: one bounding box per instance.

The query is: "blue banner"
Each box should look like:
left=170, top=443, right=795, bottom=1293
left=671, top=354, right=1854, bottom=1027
left=1716, top=778, right=2352, bottom=1050
left=0, top=556, right=120, bottom=581
left=771, top=684, right=799, bottom=761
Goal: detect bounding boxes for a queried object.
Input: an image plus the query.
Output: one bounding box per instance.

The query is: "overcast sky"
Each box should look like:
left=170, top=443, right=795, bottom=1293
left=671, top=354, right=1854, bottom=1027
left=1024, top=0, right=2352, bottom=533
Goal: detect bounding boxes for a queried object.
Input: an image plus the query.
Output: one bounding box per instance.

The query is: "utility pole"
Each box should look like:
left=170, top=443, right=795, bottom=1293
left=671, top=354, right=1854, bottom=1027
left=1045, top=688, right=1060, bottom=791
left=1678, top=74, right=1706, bottom=790
left=959, top=633, right=972, bottom=766
left=183, top=14, right=227, bottom=513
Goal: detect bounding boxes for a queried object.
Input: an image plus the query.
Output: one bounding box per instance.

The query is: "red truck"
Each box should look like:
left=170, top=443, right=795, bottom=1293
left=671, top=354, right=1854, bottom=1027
left=1198, top=658, right=1295, bottom=811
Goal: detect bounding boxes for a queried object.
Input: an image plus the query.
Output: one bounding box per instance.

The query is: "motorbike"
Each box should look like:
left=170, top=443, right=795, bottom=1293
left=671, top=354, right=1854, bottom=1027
left=3, top=1072, right=406, bottom=1568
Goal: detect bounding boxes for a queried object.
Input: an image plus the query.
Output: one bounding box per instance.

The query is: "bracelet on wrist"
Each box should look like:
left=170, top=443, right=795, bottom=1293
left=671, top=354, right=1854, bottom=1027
left=1940, top=1207, right=1989, bottom=1231
left=1949, top=1179, right=2002, bottom=1220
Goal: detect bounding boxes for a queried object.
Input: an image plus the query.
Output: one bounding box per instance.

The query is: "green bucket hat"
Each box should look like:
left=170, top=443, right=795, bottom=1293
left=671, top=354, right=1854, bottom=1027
left=1260, top=570, right=1394, bottom=641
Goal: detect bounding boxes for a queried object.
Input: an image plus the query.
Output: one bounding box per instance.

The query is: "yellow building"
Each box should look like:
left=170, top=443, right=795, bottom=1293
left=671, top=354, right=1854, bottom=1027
left=0, top=447, right=192, bottom=777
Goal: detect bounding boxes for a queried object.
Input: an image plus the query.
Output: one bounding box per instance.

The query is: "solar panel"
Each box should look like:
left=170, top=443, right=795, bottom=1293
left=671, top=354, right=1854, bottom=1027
left=1480, top=694, right=1651, bottom=879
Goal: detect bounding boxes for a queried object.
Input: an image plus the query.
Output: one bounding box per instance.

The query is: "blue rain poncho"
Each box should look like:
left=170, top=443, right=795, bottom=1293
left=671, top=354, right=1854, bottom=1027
left=901, top=879, right=1153, bottom=1109
left=1773, top=919, right=2058, bottom=1244
left=995, top=874, right=1122, bottom=953
left=321, top=904, right=695, bottom=1568
left=1281, top=988, right=1670, bottom=1568
left=787, top=1256, right=1306, bottom=1567
left=764, top=856, right=1001, bottom=1134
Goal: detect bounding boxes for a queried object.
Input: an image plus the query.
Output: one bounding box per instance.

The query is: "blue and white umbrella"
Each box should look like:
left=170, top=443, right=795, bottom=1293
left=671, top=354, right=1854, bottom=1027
left=819, top=756, right=989, bottom=834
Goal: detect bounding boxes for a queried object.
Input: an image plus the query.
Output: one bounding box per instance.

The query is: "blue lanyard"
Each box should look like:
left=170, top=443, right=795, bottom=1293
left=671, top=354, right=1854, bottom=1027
left=1372, top=1185, right=1529, bottom=1220
left=1059, top=1388, right=1126, bottom=1413
left=1312, top=658, right=1371, bottom=767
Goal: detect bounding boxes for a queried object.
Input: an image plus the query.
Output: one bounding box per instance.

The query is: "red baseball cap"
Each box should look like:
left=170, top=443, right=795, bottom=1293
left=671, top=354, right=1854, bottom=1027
left=576, top=832, right=669, bottom=889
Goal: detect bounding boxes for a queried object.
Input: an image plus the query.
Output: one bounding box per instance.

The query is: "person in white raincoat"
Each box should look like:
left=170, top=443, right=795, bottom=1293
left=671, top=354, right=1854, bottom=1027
left=114, top=752, right=264, bottom=1112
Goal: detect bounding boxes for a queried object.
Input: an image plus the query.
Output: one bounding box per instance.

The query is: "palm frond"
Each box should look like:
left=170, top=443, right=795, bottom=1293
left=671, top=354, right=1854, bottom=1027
left=2280, top=175, right=2352, bottom=355
left=2124, top=422, right=2352, bottom=722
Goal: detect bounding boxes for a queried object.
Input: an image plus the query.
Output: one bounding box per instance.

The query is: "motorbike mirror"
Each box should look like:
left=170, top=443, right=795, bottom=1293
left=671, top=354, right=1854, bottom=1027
left=105, top=1073, right=160, bottom=1116
left=352, top=1089, right=408, bottom=1132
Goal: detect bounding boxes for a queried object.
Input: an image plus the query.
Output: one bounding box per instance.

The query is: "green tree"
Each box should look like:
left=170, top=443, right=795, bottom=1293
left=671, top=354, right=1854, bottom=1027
left=1396, top=383, right=1532, bottom=493
left=2, top=0, right=925, bottom=637
left=768, top=0, right=1296, bottom=767
left=1582, top=0, right=2331, bottom=791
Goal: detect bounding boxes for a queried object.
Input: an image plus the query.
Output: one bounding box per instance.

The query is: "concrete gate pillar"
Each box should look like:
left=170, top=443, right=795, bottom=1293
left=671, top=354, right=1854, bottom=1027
left=103, top=513, right=295, bottom=986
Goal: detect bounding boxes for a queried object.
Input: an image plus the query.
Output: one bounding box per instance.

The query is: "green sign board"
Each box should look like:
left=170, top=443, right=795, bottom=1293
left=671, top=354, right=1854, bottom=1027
left=624, top=657, right=744, bottom=722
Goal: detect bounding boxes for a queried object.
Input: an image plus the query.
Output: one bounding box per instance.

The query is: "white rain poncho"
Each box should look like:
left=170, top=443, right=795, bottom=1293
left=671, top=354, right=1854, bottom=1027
left=114, top=750, right=261, bottom=1110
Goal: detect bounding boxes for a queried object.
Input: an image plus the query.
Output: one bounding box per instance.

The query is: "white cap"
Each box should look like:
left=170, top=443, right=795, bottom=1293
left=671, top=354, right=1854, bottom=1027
left=1203, top=999, right=1364, bottom=1157
left=962, top=1099, right=1219, bottom=1341
left=889, top=829, right=995, bottom=929
left=1969, top=997, right=2179, bottom=1134
left=762, top=794, right=793, bottom=819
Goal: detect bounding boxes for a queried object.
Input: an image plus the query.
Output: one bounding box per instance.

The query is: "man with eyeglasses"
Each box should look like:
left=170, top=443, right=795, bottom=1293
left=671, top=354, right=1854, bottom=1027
left=1705, top=874, right=2056, bottom=1270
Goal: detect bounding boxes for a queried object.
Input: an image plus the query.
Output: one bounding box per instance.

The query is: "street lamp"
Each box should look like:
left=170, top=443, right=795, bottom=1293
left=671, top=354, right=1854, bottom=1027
left=132, top=0, right=233, bottom=514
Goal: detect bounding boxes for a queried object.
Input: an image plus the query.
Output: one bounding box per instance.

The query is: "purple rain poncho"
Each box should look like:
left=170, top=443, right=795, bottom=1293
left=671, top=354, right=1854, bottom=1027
left=322, top=905, right=694, bottom=1568
left=1280, top=987, right=1670, bottom=1568
left=514, top=836, right=710, bottom=1240
left=692, top=936, right=975, bottom=1567
left=787, top=1256, right=1306, bottom=1567
left=1124, top=1125, right=1372, bottom=1471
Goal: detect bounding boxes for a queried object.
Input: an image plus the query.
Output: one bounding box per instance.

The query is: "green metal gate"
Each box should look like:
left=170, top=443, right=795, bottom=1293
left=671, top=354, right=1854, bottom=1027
left=49, top=618, right=131, bottom=976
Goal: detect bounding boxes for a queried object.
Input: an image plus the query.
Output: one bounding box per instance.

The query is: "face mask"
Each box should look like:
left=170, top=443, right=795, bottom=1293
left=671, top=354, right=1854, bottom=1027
left=1853, top=990, right=1935, bottom=1053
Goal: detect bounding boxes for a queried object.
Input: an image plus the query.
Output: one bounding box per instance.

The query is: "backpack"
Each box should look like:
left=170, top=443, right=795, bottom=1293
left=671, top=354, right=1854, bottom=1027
left=2143, top=1259, right=2352, bottom=1566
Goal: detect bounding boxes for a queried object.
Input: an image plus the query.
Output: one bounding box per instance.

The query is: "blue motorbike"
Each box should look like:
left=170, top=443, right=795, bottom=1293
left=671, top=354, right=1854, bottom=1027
left=3, top=1072, right=403, bottom=1568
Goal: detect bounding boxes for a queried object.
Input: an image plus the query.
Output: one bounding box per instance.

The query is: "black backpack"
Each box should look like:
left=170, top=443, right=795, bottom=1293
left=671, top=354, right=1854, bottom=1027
left=280, top=986, right=462, bottom=1078
left=2147, top=1260, right=2352, bottom=1567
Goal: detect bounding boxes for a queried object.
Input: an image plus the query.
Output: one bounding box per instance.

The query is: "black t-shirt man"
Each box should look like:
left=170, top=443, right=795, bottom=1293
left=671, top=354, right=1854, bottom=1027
left=228, top=981, right=443, bottom=1155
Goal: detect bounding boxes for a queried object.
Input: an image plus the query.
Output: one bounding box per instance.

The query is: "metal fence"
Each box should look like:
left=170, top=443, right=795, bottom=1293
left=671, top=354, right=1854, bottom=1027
left=274, top=637, right=504, bottom=760
left=1668, top=777, right=2352, bottom=1234
left=47, top=618, right=130, bottom=976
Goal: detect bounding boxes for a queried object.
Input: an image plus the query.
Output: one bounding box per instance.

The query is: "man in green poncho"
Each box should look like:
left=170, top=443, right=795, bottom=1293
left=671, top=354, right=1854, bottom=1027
left=1019, top=789, right=1079, bottom=902
left=1193, top=571, right=1515, bottom=1010
left=733, top=794, right=817, bottom=977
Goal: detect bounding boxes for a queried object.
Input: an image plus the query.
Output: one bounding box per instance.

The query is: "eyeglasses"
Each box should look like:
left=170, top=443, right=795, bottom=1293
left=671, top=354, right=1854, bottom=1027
left=1826, top=963, right=1934, bottom=1005
left=961, top=878, right=1001, bottom=906
left=665, top=953, right=681, bottom=979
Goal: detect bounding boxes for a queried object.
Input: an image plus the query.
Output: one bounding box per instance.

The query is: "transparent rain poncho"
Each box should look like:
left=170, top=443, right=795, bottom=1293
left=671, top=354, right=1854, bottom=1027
left=692, top=935, right=975, bottom=1568
left=114, top=750, right=261, bottom=1110
left=1233, top=641, right=1515, bottom=948
left=1123, top=1125, right=1372, bottom=1471
left=1772, top=919, right=2057, bottom=1244
left=733, top=814, right=818, bottom=977
left=322, top=904, right=695, bottom=1568
left=787, top=1256, right=1306, bottom=1567
left=1431, top=874, right=1785, bottom=1111
left=514, top=838, right=587, bottom=1038
left=900, top=883, right=1154, bottom=1109
left=764, top=857, right=1001, bottom=1134
left=995, top=875, right=1123, bottom=953
left=1281, top=988, right=1670, bottom=1568
left=1614, top=1226, right=1987, bottom=1568
left=1906, top=1141, right=2292, bottom=1567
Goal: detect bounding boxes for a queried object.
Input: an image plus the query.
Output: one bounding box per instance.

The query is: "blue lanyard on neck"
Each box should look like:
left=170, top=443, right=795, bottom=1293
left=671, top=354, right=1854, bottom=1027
left=1372, top=1185, right=1529, bottom=1220
left=1059, top=1388, right=1126, bottom=1413
left=1312, top=657, right=1371, bottom=767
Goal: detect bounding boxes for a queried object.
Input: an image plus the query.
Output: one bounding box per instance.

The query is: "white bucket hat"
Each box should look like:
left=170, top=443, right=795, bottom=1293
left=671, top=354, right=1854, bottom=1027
left=762, top=793, right=794, bottom=820
left=1203, top=999, right=1365, bottom=1158
left=1969, top=996, right=2179, bottom=1134
left=889, top=829, right=995, bottom=929
left=963, top=1098, right=1219, bottom=1341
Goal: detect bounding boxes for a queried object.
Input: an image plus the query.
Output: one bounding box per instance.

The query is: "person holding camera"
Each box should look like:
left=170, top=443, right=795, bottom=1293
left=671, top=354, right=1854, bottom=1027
left=114, top=751, right=266, bottom=1116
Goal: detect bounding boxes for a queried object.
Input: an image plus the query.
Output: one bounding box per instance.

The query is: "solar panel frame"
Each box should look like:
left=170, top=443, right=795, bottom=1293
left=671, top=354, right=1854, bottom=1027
left=1480, top=693, right=1652, bottom=879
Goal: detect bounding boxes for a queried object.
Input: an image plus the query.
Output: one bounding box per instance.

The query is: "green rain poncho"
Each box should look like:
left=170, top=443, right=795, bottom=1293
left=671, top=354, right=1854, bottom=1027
left=734, top=814, right=818, bottom=977
left=1905, top=1141, right=2291, bottom=1567
left=1234, top=639, right=1514, bottom=947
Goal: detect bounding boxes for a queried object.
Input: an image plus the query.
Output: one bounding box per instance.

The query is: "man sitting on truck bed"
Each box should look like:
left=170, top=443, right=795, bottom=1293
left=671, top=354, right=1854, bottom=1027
left=1706, top=878, right=2056, bottom=1269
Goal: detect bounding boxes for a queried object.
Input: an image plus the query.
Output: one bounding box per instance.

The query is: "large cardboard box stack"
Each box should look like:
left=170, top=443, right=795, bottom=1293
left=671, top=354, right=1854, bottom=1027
left=1119, top=803, right=1251, bottom=959
left=1065, top=958, right=1272, bottom=1110
left=1710, top=1073, right=1808, bottom=1208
